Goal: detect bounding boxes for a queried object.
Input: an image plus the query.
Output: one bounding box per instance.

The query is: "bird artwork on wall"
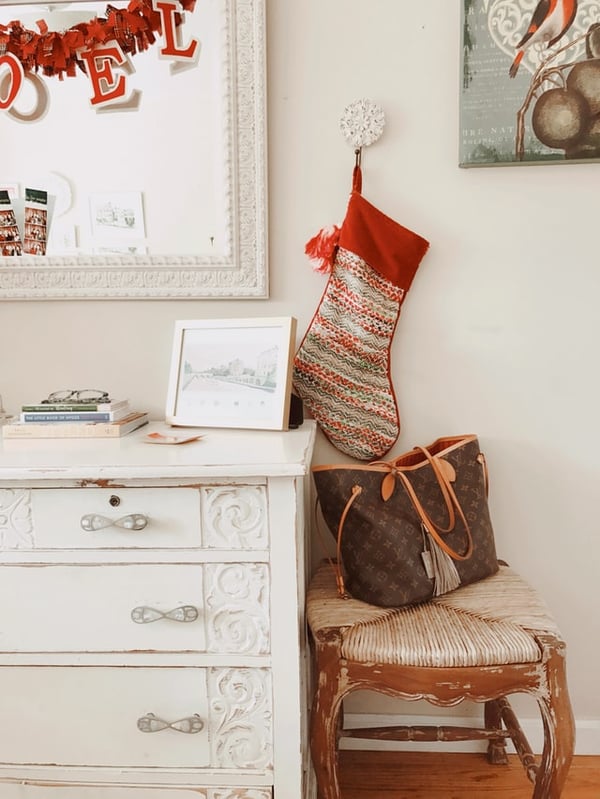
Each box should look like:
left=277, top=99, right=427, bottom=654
left=460, top=0, right=600, bottom=167
left=509, top=0, right=578, bottom=77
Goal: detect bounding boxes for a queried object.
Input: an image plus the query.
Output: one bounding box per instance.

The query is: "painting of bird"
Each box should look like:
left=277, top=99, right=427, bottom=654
left=509, top=0, right=578, bottom=77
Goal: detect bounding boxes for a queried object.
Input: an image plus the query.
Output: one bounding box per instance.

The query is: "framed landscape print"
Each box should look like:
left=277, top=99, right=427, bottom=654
left=460, top=0, right=600, bottom=167
left=166, top=317, right=297, bottom=431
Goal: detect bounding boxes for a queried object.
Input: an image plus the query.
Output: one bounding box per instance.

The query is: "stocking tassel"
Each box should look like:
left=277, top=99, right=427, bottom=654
left=305, top=224, right=341, bottom=274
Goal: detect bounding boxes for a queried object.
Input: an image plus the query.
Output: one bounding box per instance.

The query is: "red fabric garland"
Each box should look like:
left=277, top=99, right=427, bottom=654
left=0, top=0, right=195, bottom=80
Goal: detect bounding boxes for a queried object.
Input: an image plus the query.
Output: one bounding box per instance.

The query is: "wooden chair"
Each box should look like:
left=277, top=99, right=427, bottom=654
left=306, top=562, right=575, bottom=799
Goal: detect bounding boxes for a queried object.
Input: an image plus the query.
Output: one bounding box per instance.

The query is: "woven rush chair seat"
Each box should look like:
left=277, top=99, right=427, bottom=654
left=307, top=562, right=575, bottom=799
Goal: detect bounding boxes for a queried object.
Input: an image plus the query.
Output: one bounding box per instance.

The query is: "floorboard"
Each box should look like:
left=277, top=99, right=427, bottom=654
left=338, top=751, right=599, bottom=798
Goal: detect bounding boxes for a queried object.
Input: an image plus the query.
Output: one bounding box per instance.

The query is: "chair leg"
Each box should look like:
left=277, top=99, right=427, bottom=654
left=532, top=637, right=575, bottom=799
left=484, top=699, right=509, bottom=765
left=310, top=638, right=348, bottom=799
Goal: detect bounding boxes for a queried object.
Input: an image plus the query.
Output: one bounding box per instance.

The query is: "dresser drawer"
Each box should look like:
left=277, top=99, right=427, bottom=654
left=0, top=486, right=269, bottom=551
left=31, top=488, right=202, bottom=549
left=0, top=563, right=270, bottom=654
left=0, top=667, right=273, bottom=770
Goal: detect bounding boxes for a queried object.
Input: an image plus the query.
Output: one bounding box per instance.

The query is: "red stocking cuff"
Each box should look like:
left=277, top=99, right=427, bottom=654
left=340, top=191, right=429, bottom=291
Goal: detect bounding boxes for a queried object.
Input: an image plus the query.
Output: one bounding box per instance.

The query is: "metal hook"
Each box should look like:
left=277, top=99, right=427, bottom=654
left=354, top=148, right=362, bottom=169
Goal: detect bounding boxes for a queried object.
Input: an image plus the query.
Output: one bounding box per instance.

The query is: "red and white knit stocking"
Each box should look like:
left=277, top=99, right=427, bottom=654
left=293, top=168, right=429, bottom=461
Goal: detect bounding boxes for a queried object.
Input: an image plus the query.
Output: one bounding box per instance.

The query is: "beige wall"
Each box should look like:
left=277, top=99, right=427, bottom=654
left=1, top=1, right=598, bottom=746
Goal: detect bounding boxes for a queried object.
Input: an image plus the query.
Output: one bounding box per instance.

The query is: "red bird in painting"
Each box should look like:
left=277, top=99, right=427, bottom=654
left=509, top=0, right=578, bottom=77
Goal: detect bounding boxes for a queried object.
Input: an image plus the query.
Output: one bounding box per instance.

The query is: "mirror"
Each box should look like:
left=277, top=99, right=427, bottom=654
left=0, top=0, right=267, bottom=299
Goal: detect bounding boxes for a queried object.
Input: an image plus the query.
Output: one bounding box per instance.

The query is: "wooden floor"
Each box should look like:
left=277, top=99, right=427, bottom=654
left=338, top=751, right=599, bottom=798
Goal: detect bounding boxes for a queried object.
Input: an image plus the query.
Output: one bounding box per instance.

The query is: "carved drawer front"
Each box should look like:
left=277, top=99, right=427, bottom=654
left=0, top=787, right=272, bottom=799
left=0, top=486, right=268, bottom=550
left=0, top=563, right=270, bottom=654
left=0, top=666, right=273, bottom=770
left=0, top=782, right=273, bottom=799
left=30, top=488, right=201, bottom=549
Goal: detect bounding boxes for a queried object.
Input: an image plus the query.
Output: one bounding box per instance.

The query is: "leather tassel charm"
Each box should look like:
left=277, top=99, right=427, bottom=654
left=423, top=525, right=461, bottom=596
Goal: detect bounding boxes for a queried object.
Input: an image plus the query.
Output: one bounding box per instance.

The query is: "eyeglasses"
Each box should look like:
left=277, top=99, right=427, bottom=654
left=41, top=389, right=112, bottom=404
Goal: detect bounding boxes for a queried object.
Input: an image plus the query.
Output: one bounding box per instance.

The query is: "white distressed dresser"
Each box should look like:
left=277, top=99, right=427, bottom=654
left=0, top=421, right=317, bottom=799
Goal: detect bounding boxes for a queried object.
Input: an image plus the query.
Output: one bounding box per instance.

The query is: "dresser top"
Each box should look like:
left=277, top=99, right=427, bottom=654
left=0, top=421, right=317, bottom=481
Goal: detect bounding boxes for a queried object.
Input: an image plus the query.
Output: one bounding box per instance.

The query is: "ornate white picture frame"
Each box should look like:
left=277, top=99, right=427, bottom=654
left=0, top=0, right=267, bottom=299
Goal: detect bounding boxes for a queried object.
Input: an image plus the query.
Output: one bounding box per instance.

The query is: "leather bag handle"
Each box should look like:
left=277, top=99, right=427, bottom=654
left=314, top=487, right=363, bottom=599
left=392, top=467, right=474, bottom=562
left=381, top=445, right=474, bottom=559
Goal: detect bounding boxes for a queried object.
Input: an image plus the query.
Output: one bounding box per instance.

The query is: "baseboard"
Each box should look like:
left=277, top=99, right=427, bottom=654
left=340, top=713, right=600, bottom=756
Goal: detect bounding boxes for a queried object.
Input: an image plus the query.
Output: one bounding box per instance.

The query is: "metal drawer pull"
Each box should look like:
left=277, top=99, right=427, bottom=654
left=131, top=605, right=199, bottom=624
left=80, top=513, right=148, bottom=532
left=137, top=713, right=204, bottom=734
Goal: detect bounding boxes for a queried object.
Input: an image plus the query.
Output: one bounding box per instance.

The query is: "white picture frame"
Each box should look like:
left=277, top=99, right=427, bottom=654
left=166, top=317, right=297, bottom=431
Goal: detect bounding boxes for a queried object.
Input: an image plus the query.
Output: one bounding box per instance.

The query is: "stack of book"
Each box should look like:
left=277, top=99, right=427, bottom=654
left=1, top=398, right=149, bottom=439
